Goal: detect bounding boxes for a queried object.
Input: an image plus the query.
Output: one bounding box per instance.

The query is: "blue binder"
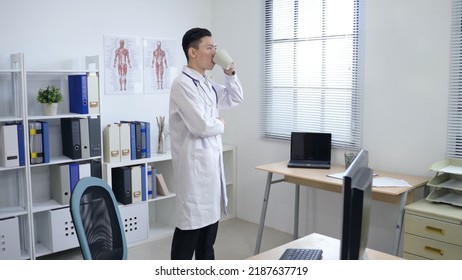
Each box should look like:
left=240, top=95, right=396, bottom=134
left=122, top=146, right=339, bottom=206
left=16, top=123, right=25, bottom=166
left=69, top=162, right=79, bottom=193
left=141, top=164, right=146, bottom=201
left=145, top=122, right=151, bottom=158
left=68, top=74, right=89, bottom=114
left=140, top=122, right=147, bottom=158
left=39, top=121, right=50, bottom=163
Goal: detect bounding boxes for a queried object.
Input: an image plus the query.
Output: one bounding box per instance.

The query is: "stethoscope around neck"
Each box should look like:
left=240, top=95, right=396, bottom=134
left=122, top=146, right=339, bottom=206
left=182, top=71, right=218, bottom=106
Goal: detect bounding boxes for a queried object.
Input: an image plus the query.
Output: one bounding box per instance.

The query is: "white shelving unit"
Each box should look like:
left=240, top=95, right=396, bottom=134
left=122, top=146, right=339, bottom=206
left=1, top=52, right=238, bottom=259
left=103, top=144, right=237, bottom=246
left=0, top=53, right=102, bottom=259
left=0, top=53, right=29, bottom=260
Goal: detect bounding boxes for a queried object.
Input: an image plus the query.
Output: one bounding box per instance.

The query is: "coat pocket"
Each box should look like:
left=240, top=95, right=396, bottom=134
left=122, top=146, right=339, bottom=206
left=194, top=148, right=215, bottom=183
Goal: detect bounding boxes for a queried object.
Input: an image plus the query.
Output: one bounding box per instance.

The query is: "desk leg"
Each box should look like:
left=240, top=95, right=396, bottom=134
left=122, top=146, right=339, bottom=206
left=254, top=172, right=273, bottom=255
left=392, top=191, right=408, bottom=256
left=294, top=184, right=300, bottom=240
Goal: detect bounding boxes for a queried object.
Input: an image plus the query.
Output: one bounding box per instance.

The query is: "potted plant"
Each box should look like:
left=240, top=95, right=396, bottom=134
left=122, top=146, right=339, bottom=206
left=37, top=85, right=63, bottom=116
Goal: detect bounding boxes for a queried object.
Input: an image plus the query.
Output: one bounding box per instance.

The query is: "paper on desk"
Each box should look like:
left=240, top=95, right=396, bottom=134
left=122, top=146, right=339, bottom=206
left=373, top=177, right=411, bottom=188
left=326, top=172, right=345, bottom=180
left=327, top=172, right=378, bottom=180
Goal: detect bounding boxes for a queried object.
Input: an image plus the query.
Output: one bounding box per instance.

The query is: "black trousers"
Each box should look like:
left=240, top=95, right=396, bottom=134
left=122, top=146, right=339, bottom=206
left=170, top=221, right=219, bottom=260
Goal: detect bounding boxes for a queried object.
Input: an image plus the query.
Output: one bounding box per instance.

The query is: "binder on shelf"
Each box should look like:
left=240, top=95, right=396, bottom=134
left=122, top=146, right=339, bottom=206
left=156, top=173, right=169, bottom=196
left=88, top=116, right=101, bottom=157
left=29, top=121, right=43, bottom=164
left=131, top=165, right=142, bottom=203
left=61, top=118, right=82, bottom=160
left=112, top=166, right=132, bottom=205
left=134, top=122, right=142, bottom=159
left=151, top=166, right=157, bottom=199
left=79, top=162, right=91, bottom=180
left=141, top=165, right=147, bottom=201
left=145, top=121, right=151, bottom=158
left=38, top=121, right=50, bottom=163
left=147, top=165, right=153, bottom=199
left=0, top=124, right=19, bottom=167
left=16, top=122, right=25, bottom=166
left=120, top=121, right=136, bottom=160
left=79, top=118, right=90, bottom=159
left=140, top=122, right=147, bottom=158
left=51, top=164, right=71, bottom=205
left=68, top=74, right=88, bottom=114
left=103, top=123, right=120, bottom=163
left=118, top=123, right=131, bottom=162
left=87, top=73, right=99, bottom=115
left=90, top=160, right=102, bottom=179
left=69, top=162, right=79, bottom=193
left=138, top=121, right=151, bottom=159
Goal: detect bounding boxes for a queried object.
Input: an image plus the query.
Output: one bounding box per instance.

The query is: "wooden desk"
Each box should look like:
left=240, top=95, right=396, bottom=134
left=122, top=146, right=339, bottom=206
left=254, top=161, right=429, bottom=256
left=249, top=233, right=402, bottom=260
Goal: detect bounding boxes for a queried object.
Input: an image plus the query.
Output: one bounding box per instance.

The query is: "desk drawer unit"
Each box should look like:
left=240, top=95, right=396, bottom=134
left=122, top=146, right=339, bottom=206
left=404, top=199, right=462, bottom=260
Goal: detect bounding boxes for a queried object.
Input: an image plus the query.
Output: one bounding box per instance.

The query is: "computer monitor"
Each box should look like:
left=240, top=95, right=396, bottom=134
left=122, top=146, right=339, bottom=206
left=340, top=149, right=373, bottom=260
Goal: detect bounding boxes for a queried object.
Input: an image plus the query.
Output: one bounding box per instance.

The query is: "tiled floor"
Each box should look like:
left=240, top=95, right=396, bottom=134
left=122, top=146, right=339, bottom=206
left=37, top=218, right=292, bottom=260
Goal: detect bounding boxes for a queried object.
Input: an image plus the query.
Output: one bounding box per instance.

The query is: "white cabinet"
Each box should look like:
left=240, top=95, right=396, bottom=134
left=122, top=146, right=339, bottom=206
left=103, top=144, right=237, bottom=245
left=404, top=199, right=462, bottom=260
left=0, top=53, right=102, bottom=259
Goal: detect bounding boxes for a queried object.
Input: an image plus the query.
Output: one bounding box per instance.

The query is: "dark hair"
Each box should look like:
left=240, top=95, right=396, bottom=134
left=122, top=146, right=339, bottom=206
left=182, top=28, right=212, bottom=61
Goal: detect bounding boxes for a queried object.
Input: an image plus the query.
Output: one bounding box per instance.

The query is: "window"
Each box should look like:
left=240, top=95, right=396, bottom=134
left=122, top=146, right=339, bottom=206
left=447, top=0, right=462, bottom=158
left=262, top=0, right=364, bottom=150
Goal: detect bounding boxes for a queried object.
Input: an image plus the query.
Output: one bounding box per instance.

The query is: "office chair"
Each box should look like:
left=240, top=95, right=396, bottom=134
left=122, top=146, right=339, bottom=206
left=70, top=177, right=128, bottom=260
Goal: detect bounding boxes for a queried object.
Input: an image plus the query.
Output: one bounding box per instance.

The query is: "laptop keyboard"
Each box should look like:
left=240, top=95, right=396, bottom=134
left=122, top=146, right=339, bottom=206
left=279, top=248, right=323, bottom=260
left=287, top=162, right=330, bottom=169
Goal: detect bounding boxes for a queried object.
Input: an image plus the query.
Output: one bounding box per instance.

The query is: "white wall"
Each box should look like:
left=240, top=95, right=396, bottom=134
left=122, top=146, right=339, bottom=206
left=1, top=0, right=452, bottom=256
left=213, top=0, right=451, bottom=255
left=0, top=0, right=213, bottom=135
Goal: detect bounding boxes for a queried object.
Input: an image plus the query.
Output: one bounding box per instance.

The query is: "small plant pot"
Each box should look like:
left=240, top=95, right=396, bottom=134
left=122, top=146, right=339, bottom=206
left=43, top=103, right=58, bottom=116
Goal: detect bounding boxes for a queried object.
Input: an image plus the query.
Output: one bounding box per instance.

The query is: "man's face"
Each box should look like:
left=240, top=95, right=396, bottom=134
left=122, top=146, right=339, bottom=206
left=193, top=36, right=217, bottom=71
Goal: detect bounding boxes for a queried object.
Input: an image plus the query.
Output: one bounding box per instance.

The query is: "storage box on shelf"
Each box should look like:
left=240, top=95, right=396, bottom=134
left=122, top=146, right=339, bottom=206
left=0, top=53, right=102, bottom=259
left=103, top=144, right=237, bottom=245
left=404, top=199, right=462, bottom=259
left=0, top=216, right=21, bottom=260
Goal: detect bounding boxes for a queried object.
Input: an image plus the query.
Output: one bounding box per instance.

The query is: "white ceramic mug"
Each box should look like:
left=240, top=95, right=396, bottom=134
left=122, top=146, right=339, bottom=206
left=213, top=49, right=234, bottom=70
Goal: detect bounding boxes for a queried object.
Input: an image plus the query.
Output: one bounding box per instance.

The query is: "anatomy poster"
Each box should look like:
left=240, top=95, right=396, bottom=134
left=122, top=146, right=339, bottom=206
left=104, top=35, right=143, bottom=95
left=143, top=39, right=176, bottom=94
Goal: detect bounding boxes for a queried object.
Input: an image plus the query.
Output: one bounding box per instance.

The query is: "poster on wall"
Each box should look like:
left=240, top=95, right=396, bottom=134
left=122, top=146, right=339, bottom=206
left=143, top=38, right=177, bottom=94
left=104, top=34, right=143, bottom=95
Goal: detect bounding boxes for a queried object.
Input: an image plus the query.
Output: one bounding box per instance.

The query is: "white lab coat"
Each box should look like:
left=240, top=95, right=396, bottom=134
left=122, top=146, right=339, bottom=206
left=169, top=66, right=243, bottom=230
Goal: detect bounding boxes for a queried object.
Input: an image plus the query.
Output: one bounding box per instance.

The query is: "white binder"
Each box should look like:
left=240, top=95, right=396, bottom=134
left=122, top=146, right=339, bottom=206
left=118, top=123, right=131, bottom=162
left=87, top=73, right=100, bottom=115
left=79, top=118, right=90, bottom=159
left=103, top=124, right=120, bottom=163
left=0, top=124, right=19, bottom=167
left=79, top=162, right=91, bottom=179
left=131, top=165, right=142, bottom=203
left=51, top=164, right=71, bottom=205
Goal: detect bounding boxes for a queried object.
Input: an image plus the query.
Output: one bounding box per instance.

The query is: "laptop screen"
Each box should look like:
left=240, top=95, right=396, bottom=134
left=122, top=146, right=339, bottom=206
left=290, top=132, right=332, bottom=162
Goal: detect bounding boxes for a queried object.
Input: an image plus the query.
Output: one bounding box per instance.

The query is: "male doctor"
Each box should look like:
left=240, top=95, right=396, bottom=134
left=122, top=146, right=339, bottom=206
left=169, top=27, right=243, bottom=260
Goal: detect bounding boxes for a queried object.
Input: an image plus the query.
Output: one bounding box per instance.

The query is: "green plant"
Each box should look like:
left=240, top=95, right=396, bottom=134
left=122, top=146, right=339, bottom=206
left=37, top=85, right=63, bottom=104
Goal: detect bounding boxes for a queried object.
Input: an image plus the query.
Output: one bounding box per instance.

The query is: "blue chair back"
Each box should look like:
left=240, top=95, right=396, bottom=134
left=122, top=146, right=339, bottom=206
left=70, top=177, right=127, bottom=260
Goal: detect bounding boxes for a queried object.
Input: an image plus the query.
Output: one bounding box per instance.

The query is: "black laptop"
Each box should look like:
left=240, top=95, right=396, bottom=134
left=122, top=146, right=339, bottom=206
left=287, top=132, right=332, bottom=169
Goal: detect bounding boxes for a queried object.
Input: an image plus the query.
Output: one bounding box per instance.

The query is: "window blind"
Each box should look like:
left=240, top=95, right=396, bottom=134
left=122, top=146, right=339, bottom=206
left=262, top=0, right=364, bottom=150
left=447, top=0, right=462, bottom=158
